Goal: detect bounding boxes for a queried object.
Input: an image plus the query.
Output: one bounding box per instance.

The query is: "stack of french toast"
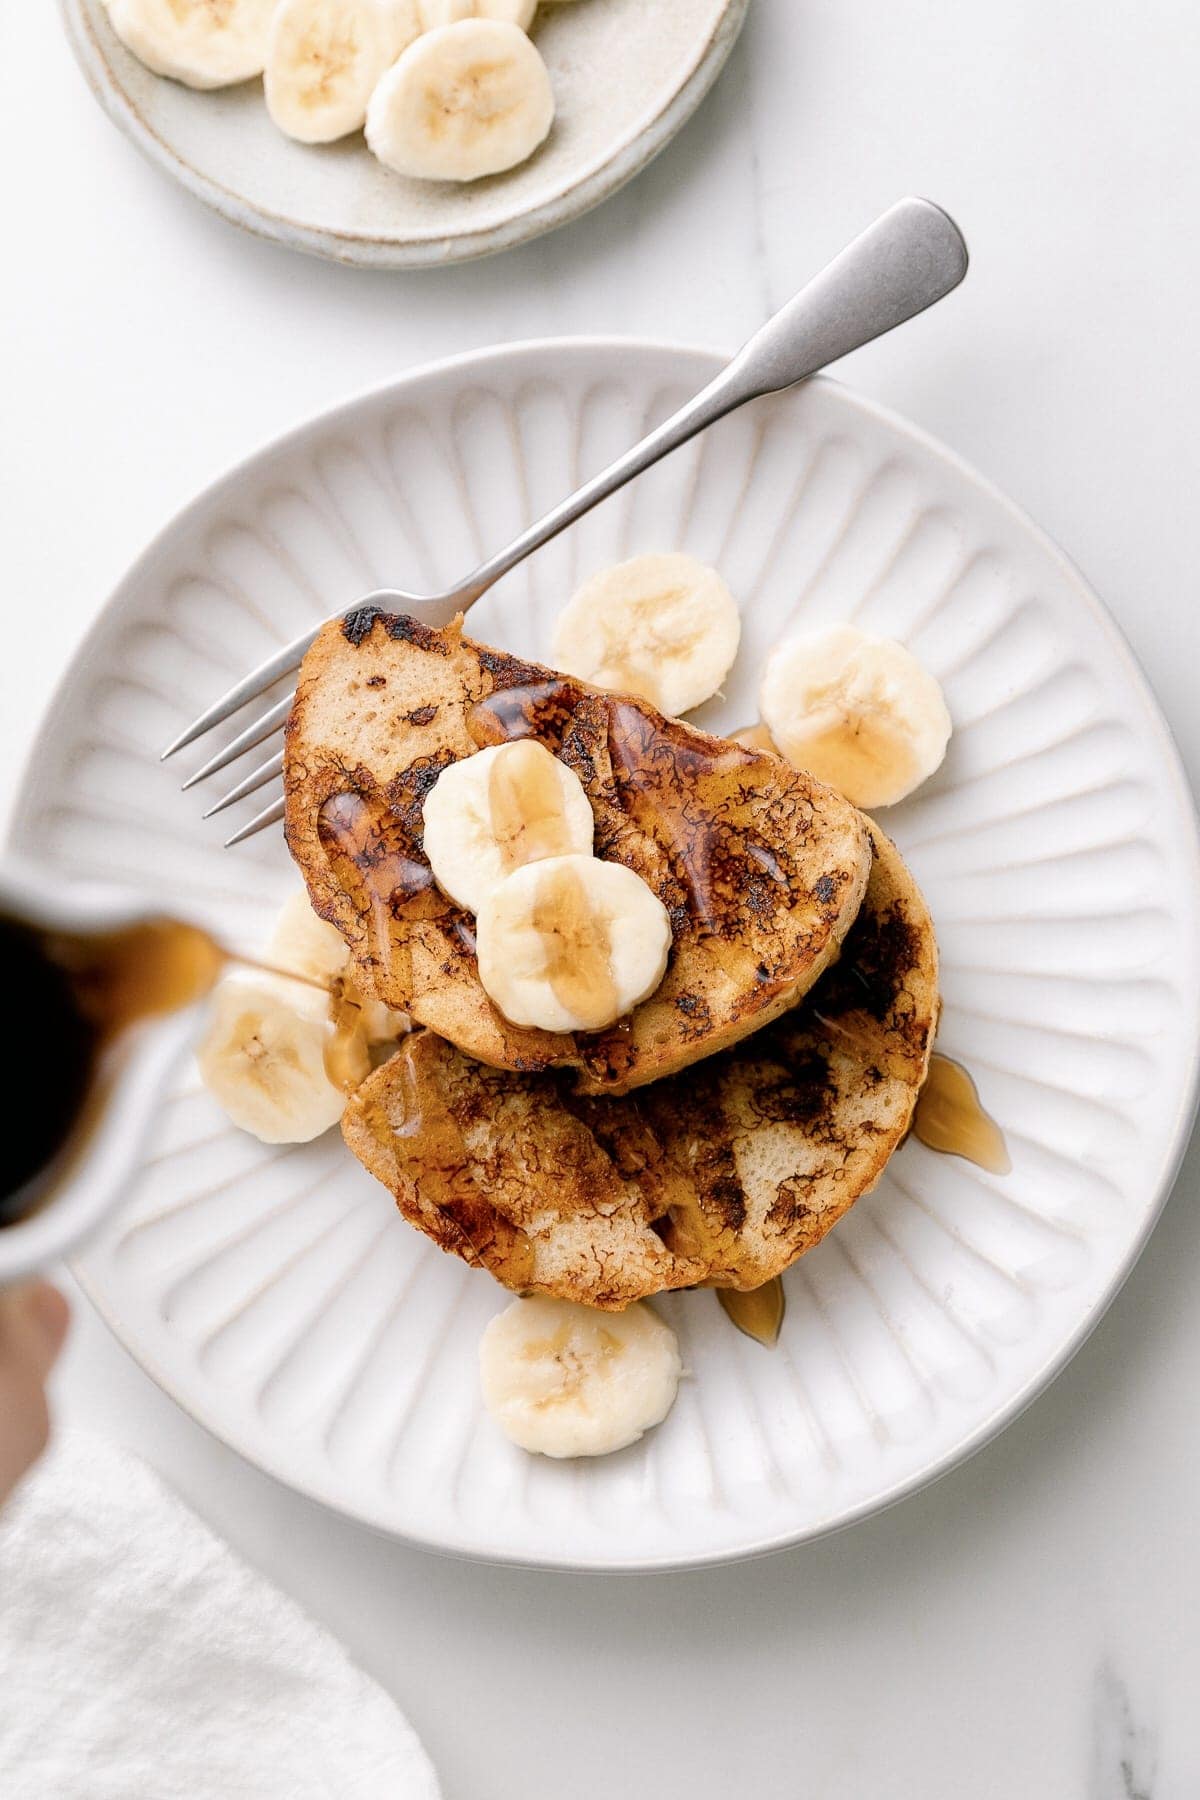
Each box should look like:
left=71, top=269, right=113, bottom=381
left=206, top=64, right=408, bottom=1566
left=282, top=608, right=940, bottom=1311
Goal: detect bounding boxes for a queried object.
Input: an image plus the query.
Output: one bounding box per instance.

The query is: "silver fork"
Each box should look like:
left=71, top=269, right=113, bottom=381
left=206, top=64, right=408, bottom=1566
left=164, top=197, right=968, bottom=844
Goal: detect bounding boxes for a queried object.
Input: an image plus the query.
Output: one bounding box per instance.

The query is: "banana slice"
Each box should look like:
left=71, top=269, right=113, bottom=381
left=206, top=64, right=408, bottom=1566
left=196, top=973, right=363, bottom=1144
left=269, top=889, right=409, bottom=1044
left=106, top=0, right=276, bottom=89
left=421, top=741, right=594, bottom=914
left=269, top=889, right=352, bottom=984
left=760, top=624, right=952, bottom=808
left=551, top=553, right=741, bottom=718
left=365, top=19, right=554, bottom=182
left=479, top=1296, right=681, bottom=1458
left=476, top=853, right=671, bottom=1034
left=265, top=0, right=422, bottom=144
left=419, top=0, right=537, bottom=29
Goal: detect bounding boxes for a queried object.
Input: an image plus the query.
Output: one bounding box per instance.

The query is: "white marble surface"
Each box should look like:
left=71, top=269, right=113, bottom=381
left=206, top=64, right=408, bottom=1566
left=3, top=2, right=1199, bottom=1794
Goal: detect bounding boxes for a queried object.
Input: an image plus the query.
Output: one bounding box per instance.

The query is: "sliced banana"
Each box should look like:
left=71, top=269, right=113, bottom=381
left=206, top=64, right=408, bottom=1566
left=476, top=853, right=671, bottom=1034
left=196, top=973, right=362, bottom=1144
left=269, top=889, right=409, bottom=1044
left=479, top=1296, right=681, bottom=1458
left=365, top=19, right=554, bottom=182
left=421, top=741, right=594, bottom=915
left=419, top=0, right=537, bottom=29
left=106, top=0, right=276, bottom=89
left=760, top=624, right=952, bottom=808
left=265, top=0, right=422, bottom=144
left=552, top=552, right=741, bottom=718
left=378, top=0, right=429, bottom=49
left=269, top=889, right=352, bottom=985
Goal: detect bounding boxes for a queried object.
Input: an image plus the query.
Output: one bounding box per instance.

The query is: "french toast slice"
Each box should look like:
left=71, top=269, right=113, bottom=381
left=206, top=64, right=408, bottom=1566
left=341, top=1035, right=711, bottom=1310
left=342, top=823, right=939, bottom=1306
left=285, top=611, right=871, bottom=1096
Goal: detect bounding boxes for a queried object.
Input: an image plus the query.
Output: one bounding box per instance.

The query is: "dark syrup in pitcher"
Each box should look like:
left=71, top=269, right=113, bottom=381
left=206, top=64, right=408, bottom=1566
left=0, top=913, right=225, bottom=1226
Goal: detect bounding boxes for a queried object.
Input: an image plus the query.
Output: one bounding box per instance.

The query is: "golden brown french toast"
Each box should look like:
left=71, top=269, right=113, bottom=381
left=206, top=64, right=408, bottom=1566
left=284, top=611, right=871, bottom=1096
left=342, top=823, right=939, bottom=1306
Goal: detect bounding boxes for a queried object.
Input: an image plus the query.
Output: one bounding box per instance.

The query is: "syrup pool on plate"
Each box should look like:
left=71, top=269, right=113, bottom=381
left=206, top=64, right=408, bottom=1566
left=718, top=1279, right=785, bottom=1347
left=914, top=1054, right=1011, bottom=1175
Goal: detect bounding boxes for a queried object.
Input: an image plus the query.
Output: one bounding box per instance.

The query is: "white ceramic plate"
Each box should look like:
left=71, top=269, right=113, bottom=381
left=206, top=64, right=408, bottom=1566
left=60, top=0, right=748, bottom=268
left=13, top=341, right=1200, bottom=1569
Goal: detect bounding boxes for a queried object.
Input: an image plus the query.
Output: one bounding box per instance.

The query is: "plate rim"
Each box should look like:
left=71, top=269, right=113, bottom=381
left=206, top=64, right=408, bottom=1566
left=14, top=335, right=1200, bottom=1571
left=58, top=0, right=751, bottom=270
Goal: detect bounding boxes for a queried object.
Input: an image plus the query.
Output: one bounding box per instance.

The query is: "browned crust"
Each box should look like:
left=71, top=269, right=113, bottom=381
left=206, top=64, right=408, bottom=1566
left=285, top=612, right=871, bottom=1096
left=340, top=1032, right=711, bottom=1310
left=342, top=823, right=939, bottom=1306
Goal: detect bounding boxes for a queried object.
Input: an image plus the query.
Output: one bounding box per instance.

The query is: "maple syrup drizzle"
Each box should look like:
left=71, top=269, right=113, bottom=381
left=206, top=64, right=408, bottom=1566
left=323, top=974, right=370, bottom=1096
left=316, top=788, right=430, bottom=1002
left=531, top=860, right=618, bottom=1031
left=718, top=1278, right=786, bottom=1348
left=487, top=740, right=574, bottom=871
left=467, top=677, right=582, bottom=750
left=236, top=954, right=328, bottom=994
left=914, top=1054, right=1011, bottom=1175
left=318, top=789, right=434, bottom=906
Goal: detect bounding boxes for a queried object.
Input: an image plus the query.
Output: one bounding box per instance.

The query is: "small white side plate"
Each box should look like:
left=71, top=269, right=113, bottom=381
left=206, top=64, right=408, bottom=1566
left=60, top=0, right=749, bottom=268
left=13, top=340, right=1199, bottom=1569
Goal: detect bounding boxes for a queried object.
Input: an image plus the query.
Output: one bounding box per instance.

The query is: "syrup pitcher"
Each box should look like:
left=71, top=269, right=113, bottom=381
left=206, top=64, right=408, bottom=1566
left=0, top=859, right=224, bottom=1284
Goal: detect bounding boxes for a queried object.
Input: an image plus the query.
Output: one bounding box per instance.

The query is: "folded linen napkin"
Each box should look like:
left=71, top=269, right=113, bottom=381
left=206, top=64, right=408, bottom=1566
left=0, top=1431, right=441, bottom=1800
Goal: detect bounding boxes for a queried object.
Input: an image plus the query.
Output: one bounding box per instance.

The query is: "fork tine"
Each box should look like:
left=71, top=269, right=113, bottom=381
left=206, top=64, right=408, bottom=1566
left=202, top=750, right=285, bottom=820
left=223, top=793, right=286, bottom=848
left=161, top=625, right=319, bottom=761
left=180, top=693, right=294, bottom=791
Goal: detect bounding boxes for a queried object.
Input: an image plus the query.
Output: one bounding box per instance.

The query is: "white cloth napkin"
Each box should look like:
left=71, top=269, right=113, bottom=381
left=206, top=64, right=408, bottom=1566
left=0, top=1431, right=441, bottom=1800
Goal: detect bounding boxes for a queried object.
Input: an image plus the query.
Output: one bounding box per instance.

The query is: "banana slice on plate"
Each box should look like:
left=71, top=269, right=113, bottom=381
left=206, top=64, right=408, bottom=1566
left=421, top=740, right=594, bottom=914
left=269, top=889, right=409, bottom=1044
left=106, top=0, right=277, bottom=89
left=419, top=0, right=537, bottom=29
left=196, top=973, right=366, bottom=1144
left=760, top=624, right=952, bottom=808
left=269, top=888, right=352, bottom=984
left=265, top=0, right=422, bottom=143
left=476, top=852, right=672, bottom=1034
left=365, top=19, right=554, bottom=181
left=479, top=1296, right=682, bottom=1458
left=551, top=552, right=741, bottom=717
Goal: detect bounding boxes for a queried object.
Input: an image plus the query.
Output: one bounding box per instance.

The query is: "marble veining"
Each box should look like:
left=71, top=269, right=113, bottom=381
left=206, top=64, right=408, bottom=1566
left=1091, top=1663, right=1157, bottom=1800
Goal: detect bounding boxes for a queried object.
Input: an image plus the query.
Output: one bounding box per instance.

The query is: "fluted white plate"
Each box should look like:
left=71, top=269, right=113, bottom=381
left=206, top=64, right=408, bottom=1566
left=60, top=0, right=748, bottom=268
left=13, top=342, right=1200, bottom=1569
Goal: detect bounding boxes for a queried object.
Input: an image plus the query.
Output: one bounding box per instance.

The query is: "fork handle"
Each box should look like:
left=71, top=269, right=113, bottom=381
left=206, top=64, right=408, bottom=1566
left=450, top=197, right=968, bottom=614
